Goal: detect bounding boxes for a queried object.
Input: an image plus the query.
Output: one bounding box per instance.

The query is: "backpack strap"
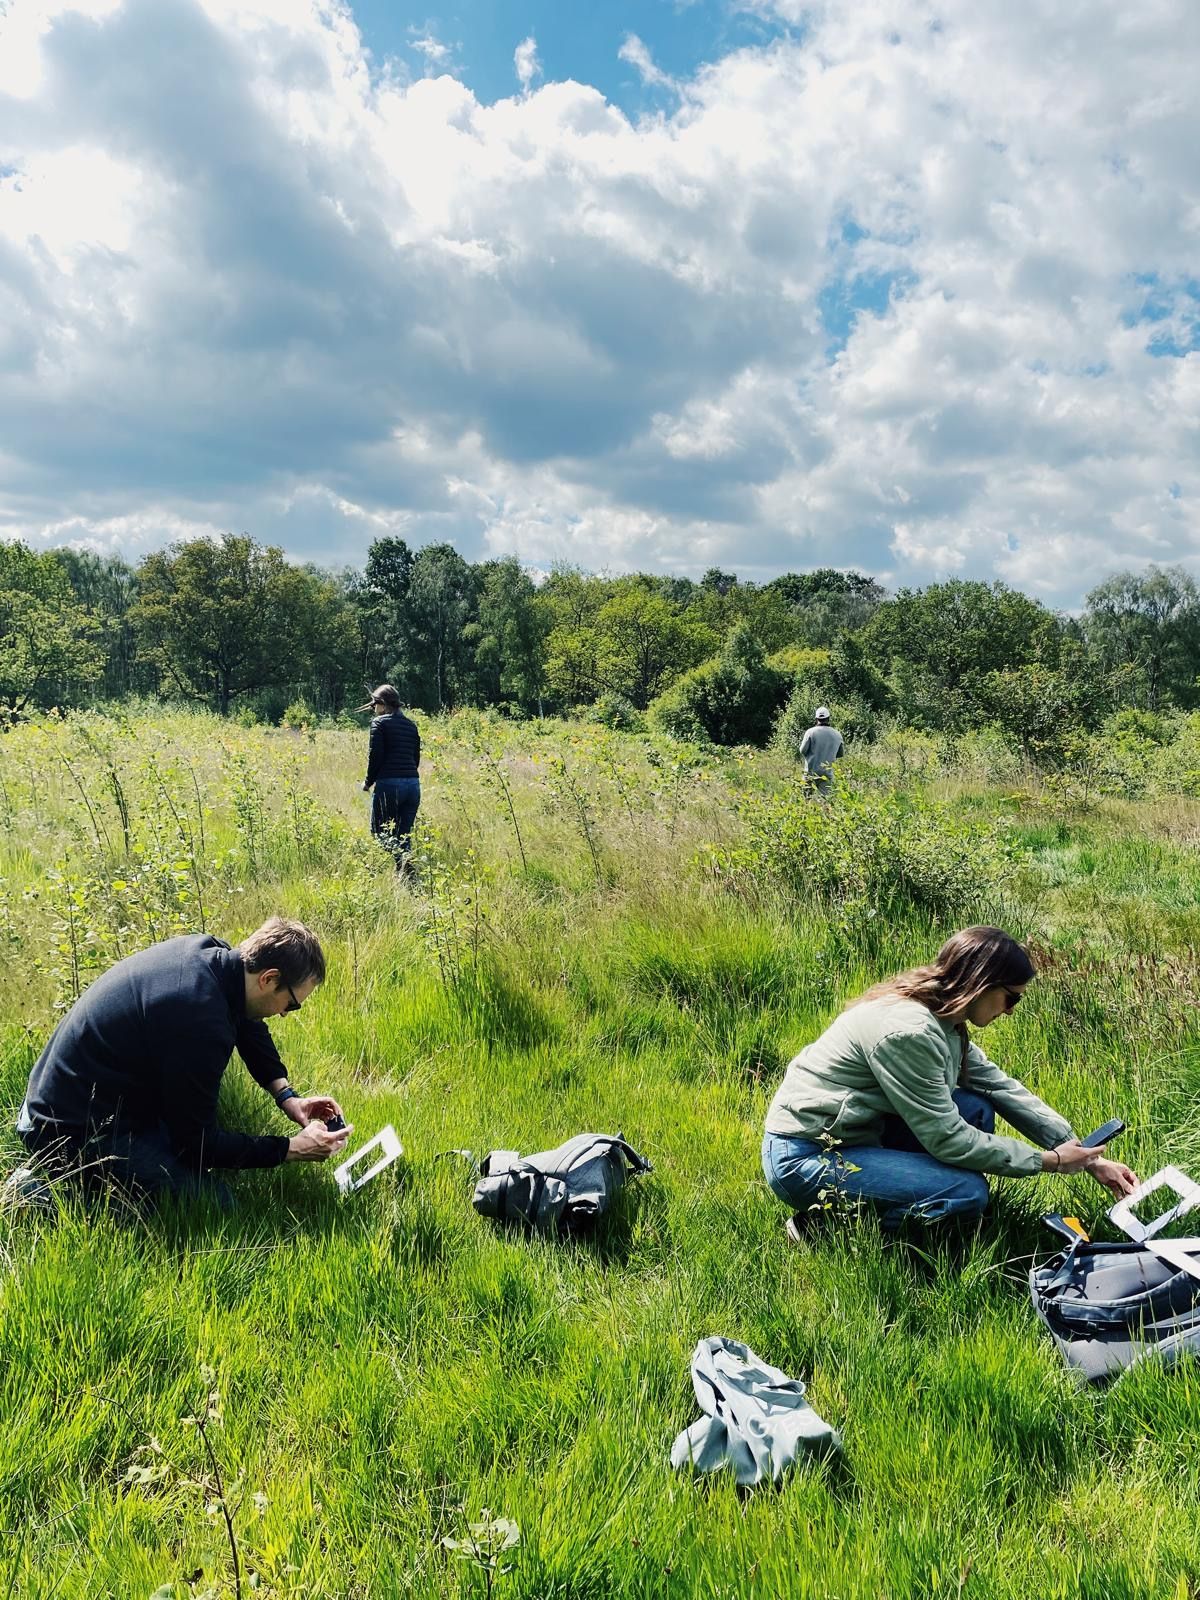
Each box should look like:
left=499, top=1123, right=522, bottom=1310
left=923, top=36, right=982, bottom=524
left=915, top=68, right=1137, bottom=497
left=524, top=1133, right=653, bottom=1180
left=481, top=1160, right=549, bottom=1228
left=599, top=1136, right=653, bottom=1175
left=479, top=1150, right=522, bottom=1178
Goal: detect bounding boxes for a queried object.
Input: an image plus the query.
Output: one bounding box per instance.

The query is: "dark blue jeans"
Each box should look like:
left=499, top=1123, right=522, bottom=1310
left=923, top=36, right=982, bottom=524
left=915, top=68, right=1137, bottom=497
left=370, top=777, right=421, bottom=869
left=761, top=1088, right=996, bottom=1231
left=19, top=1115, right=233, bottom=1209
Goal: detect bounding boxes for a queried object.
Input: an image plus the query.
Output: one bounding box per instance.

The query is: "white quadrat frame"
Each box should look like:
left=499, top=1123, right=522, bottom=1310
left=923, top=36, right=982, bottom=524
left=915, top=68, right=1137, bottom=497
left=1108, top=1165, right=1200, bottom=1242
left=1109, top=1165, right=1200, bottom=1282
left=334, top=1125, right=403, bottom=1195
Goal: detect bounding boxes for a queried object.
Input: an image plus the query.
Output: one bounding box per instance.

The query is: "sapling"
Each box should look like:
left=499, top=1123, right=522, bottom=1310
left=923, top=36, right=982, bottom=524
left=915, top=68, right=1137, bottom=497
left=443, top=1508, right=521, bottom=1600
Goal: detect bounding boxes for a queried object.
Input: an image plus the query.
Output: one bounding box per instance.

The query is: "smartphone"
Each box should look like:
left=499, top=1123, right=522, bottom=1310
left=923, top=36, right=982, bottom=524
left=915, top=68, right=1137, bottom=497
left=1080, top=1118, right=1125, bottom=1149
left=326, top=1113, right=347, bottom=1133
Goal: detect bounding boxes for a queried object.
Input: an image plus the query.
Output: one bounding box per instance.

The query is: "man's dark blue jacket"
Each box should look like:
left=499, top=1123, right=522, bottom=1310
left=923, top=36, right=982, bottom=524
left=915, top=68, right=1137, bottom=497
left=21, top=935, right=290, bottom=1171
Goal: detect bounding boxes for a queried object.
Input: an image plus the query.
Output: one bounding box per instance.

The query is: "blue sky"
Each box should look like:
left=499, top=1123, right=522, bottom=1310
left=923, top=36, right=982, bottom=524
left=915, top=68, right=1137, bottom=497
left=351, top=0, right=786, bottom=111
left=0, top=0, right=1197, bottom=602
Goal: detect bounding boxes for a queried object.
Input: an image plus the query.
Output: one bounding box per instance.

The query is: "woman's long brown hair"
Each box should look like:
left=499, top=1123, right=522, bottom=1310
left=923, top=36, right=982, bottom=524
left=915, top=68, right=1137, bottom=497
left=851, top=926, right=1036, bottom=1078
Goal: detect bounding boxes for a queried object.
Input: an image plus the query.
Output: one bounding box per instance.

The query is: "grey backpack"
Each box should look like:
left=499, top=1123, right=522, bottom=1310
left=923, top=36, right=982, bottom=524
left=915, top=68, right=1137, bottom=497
left=1030, top=1236, right=1200, bottom=1383
left=472, top=1132, right=652, bottom=1234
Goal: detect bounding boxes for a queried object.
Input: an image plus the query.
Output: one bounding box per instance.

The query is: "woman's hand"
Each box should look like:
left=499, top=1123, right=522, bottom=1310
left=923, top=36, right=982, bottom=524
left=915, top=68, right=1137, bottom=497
left=1043, top=1141, right=1139, bottom=1199
left=1086, top=1156, right=1138, bottom=1199
left=1043, top=1139, right=1101, bottom=1174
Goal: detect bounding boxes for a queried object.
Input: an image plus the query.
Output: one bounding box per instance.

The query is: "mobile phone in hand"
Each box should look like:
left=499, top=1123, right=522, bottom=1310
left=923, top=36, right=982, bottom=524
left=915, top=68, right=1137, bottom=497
left=1080, top=1118, right=1125, bottom=1149
left=326, top=1113, right=347, bottom=1133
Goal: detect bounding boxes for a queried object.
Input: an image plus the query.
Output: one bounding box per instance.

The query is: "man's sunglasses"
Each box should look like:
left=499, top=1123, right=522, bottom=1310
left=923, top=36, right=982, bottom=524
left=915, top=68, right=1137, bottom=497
left=284, top=983, right=303, bottom=1014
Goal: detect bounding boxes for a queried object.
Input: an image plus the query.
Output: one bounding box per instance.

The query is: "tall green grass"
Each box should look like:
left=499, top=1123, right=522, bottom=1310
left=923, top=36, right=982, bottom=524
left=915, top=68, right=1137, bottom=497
left=1, top=710, right=1199, bottom=1597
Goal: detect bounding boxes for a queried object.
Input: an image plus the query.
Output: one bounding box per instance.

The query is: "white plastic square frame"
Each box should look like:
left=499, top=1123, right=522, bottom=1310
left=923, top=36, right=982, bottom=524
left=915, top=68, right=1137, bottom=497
left=1108, top=1165, right=1200, bottom=1243
left=334, top=1125, right=403, bottom=1195
left=1149, top=1236, right=1200, bottom=1282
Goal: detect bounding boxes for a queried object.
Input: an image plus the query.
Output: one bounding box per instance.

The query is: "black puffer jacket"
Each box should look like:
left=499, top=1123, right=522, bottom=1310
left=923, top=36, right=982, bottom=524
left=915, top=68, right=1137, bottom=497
left=365, top=711, right=421, bottom=786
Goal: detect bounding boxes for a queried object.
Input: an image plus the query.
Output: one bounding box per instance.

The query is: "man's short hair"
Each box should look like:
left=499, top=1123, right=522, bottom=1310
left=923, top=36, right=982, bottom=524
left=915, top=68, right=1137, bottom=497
left=239, top=917, right=326, bottom=987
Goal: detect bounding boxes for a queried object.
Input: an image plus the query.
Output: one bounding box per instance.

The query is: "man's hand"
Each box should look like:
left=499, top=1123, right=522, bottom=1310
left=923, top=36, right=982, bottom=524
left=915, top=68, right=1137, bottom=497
left=1087, top=1156, right=1138, bottom=1199
left=362, top=780, right=370, bottom=791
left=285, top=1121, right=353, bottom=1163
left=282, top=1093, right=345, bottom=1129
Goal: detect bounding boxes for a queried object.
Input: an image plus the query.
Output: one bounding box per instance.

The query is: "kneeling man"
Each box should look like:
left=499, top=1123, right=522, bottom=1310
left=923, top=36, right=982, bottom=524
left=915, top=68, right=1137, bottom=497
left=17, top=916, right=350, bottom=1203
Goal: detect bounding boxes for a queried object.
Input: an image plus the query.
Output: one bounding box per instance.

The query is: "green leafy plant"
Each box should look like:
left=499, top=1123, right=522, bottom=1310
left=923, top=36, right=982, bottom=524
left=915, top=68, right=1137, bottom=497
left=537, top=752, right=604, bottom=886
left=281, top=698, right=313, bottom=731
left=706, top=781, right=1023, bottom=928
left=443, top=1508, right=521, bottom=1599
left=129, top=1367, right=298, bottom=1600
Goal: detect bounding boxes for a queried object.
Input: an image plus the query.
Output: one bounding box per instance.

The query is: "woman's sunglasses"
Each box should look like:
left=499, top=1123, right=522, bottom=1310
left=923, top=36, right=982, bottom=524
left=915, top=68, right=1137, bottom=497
left=1002, top=987, right=1024, bottom=1011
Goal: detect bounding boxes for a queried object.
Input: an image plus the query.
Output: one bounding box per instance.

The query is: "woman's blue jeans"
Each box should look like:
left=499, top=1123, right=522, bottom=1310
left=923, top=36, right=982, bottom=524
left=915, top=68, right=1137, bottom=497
left=761, top=1089, right=996, bottom=1231
left=370, top=777, right=421, bottom=868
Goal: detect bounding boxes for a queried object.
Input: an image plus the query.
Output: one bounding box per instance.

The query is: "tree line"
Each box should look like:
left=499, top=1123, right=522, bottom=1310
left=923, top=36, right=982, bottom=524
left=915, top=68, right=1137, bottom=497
left=2, top=532, right=1199, bottom=756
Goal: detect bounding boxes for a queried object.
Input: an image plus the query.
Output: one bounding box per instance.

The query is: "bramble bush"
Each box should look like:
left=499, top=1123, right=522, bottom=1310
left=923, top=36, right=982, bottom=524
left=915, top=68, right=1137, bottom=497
left=705, top=781, right=1024, bottom=925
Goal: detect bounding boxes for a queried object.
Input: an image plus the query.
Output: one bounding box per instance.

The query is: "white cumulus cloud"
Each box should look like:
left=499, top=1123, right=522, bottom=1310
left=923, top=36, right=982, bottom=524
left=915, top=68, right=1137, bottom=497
left=513, top=35, right=540, bottom=94
left=0, top=0, right=1197, bottom=601
left=617, top=34, right=678, bottom=94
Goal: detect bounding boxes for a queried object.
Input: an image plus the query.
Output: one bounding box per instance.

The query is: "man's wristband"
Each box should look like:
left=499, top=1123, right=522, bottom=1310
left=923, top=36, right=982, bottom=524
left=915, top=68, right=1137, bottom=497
left=274, top=1086, right=300, bottom=1108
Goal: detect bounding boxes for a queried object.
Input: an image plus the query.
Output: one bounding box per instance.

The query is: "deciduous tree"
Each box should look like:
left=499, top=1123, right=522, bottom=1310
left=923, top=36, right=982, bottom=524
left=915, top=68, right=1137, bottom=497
left=132, top=535, right=328, bottom=715
left=470, top=557, right=549, bottom=714
left=0, top=542, right=103, bottom=714
left=1084, top=565, right=1200, bottom=710
left=861, top=580, right=1062, bottom=732
left=404, top=543, right=479, bottom=711
left=593, top=586, right=716, bottom=708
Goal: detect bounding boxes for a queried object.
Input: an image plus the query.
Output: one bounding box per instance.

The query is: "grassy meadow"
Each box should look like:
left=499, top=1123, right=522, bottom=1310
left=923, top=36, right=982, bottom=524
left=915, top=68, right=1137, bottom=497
left=2, top=709, right=1200, bottom=1599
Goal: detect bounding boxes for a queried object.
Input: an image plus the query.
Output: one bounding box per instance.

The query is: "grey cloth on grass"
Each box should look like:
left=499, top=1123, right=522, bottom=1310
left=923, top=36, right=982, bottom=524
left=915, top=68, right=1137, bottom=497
left=669, top=1336, right=840, bottom=1486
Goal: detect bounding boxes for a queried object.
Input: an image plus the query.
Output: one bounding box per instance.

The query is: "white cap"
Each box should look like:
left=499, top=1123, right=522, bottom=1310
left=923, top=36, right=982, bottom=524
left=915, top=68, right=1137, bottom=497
left=815, top=706, right=831, bottom=721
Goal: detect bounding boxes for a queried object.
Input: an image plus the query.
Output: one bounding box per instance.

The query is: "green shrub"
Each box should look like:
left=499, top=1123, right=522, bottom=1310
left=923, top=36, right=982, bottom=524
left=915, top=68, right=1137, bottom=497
left=774, top=685, right=881, bottom=754
left=586, top=692, right=646, bottom=732
left=281, top=697, right=313, bottom=730
left=953, top=724, right=1027, bottom=784
left=1104, top=708, right=1174, bottom=750
left=648, top=624, right=786, bottom=746
left=773, top=636, right=889, bottom=752
left=706, top=782, right=1024, bottom=924
left=765, top=645, right=830, bottom=680
left=869, top=725, right=946, bottom=781
left=1140, top=712, right=1200, bottom=796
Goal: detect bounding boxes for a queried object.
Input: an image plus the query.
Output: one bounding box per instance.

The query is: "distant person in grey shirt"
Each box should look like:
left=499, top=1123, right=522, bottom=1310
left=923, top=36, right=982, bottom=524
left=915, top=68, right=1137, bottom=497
left=798, top=707, right=844, bottom=798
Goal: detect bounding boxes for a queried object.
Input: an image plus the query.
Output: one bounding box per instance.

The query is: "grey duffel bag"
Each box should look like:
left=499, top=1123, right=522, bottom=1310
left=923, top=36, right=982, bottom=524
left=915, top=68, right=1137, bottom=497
left=1030, top=1237, right=1200, bottom=1383
left=472, top=1132, right=652, bottom=1235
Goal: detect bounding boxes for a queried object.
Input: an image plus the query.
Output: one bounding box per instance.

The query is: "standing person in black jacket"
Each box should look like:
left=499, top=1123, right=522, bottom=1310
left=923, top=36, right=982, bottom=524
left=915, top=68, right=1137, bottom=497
left=360, top=684, right=421, bottom=873
left=16, top=917, right=350, bottom=1205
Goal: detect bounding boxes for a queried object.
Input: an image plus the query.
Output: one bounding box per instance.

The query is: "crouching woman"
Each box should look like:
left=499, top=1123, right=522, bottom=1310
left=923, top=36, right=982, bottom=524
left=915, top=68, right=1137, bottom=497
left=762, top=927, right=1136, bottom=1237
